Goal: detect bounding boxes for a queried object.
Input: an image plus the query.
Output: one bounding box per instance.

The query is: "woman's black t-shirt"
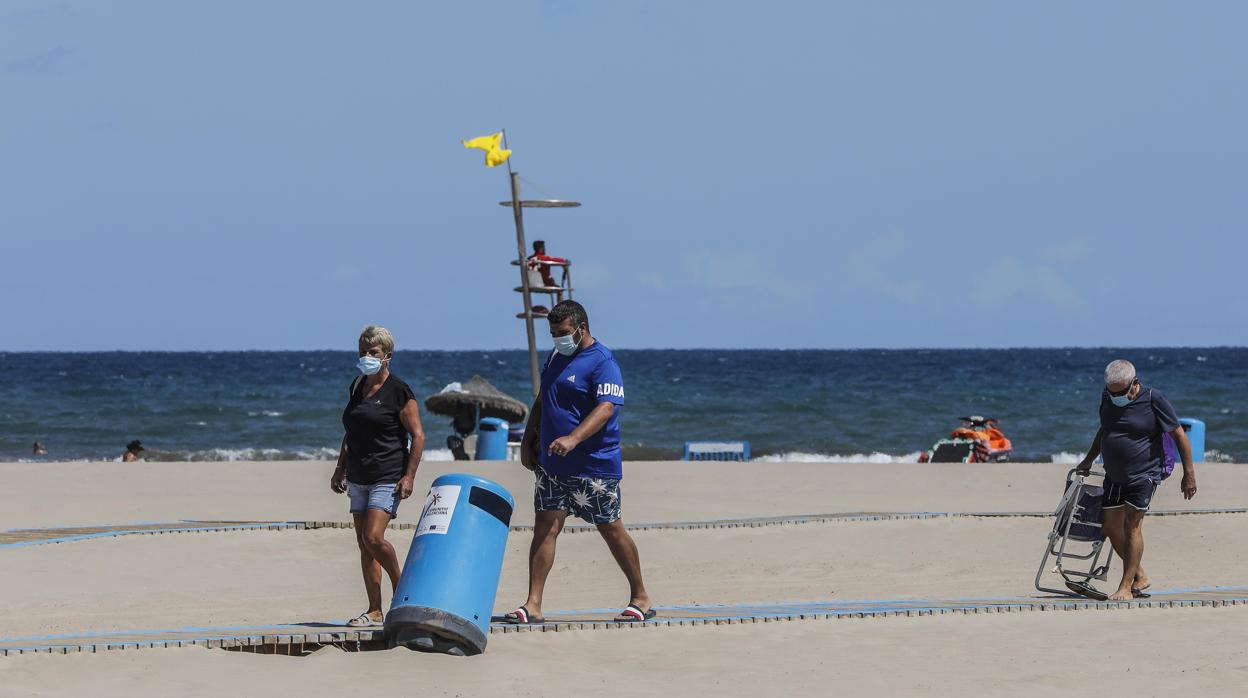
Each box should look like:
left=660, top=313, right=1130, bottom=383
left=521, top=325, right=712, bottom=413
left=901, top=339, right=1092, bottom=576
left=342, top=375, right=416, bottom=485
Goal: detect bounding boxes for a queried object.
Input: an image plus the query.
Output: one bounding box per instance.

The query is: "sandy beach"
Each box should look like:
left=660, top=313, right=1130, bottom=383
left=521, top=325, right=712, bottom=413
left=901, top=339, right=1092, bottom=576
left=3, top=459, right=1243, bottom=530
left=2, top=459, right=1246, bottom=696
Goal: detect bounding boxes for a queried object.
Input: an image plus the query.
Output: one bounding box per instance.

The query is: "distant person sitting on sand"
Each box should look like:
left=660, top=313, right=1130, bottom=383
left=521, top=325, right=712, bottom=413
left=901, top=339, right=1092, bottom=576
left=122, top=440, right=144, bottom=462
left=1076, top=359, right=1197, bottom=601
left=331, top=325, right=425, bottom=628
left=526, top=240, right=567, bottom=289
left=32, top=442, right=48, bottom=456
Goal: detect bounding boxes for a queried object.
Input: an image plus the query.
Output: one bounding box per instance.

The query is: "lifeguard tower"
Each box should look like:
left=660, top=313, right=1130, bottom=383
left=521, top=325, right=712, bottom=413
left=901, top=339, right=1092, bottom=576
left=510, top=247, right=573, bottom=316
left=500, top=173, right=579, bottom=398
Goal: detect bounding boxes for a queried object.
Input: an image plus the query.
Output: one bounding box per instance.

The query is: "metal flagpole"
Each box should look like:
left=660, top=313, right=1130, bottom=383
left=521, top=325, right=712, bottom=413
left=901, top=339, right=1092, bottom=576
left=498, top=130, right=578, bottom=400
left=508, top=170, right=540, bottom=399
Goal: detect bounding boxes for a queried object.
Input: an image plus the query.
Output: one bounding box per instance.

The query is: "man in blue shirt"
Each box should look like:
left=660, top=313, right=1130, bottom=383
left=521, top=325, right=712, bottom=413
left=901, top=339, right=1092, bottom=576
left=504, top=300, right=654, bottom=625
left=1077, top=359, right=1197, bottom=601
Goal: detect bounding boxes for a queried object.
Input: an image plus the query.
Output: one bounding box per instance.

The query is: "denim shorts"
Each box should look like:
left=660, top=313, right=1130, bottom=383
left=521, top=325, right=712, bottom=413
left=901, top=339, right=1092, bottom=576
left=348, top=480, right=401, bottom=517
left=534, top=470, right=621, bottom=525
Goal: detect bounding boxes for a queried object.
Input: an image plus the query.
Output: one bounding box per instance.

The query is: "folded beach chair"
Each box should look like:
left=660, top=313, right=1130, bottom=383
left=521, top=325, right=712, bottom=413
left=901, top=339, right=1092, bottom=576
left=1034, top=469, right=1114, bottom=599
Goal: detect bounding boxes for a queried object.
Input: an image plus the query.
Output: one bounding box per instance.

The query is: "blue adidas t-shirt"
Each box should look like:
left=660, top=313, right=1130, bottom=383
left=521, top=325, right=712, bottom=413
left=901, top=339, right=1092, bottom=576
left=539, top=341, right=625, bottom=478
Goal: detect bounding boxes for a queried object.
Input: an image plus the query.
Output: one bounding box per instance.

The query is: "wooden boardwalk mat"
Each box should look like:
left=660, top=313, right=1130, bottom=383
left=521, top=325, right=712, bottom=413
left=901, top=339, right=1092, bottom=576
left=4, top=586, right=1246, bottom=656
left=5, top=509, right=1246, bottom=548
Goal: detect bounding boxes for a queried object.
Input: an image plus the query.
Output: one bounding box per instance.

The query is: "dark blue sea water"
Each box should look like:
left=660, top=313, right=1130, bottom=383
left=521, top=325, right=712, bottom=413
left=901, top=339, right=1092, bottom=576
left=0, top=348, right=1243, bottom=463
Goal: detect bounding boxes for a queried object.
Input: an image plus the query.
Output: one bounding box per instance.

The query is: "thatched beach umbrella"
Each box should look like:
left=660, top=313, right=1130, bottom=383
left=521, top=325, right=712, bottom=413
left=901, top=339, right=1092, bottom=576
left=424, top=375, right=528, bottom=435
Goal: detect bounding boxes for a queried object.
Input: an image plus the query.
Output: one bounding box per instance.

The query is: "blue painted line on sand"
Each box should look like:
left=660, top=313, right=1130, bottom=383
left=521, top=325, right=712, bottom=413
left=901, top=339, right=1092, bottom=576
left=2, top=521, right=182, bottom=533
left=0, top=620, right=353, bottom=645
left=525, top=584, right=1248, bottom=619
left=0, top=523, right=302, bottom=549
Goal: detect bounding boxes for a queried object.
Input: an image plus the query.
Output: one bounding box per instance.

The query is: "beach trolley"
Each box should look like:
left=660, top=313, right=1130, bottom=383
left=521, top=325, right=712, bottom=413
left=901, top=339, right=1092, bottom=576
left=1034, top=469, right=1114, bottom=599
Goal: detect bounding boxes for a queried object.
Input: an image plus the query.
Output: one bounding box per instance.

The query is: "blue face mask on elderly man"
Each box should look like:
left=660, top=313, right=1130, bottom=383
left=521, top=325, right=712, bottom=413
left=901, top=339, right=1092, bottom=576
left=1107, top=378, right=1138, bottom=407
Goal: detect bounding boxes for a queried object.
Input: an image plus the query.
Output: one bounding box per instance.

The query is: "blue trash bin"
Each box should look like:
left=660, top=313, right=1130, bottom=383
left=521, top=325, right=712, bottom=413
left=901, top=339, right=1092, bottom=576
left=476, top=417, right=509, bottom=460
left=1178, top=418, right=1206, bottom=463
left=385, top=473, right=514, bottom=655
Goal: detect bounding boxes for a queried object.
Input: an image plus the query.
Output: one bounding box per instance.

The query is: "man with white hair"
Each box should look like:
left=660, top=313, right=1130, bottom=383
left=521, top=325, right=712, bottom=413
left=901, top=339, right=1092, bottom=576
left=1076, top=359, right=1197, bottom=601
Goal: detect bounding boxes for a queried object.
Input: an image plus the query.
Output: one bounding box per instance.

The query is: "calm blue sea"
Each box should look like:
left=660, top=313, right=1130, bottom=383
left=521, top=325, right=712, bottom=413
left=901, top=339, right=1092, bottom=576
left=0, top=348, right=1243, bottom=463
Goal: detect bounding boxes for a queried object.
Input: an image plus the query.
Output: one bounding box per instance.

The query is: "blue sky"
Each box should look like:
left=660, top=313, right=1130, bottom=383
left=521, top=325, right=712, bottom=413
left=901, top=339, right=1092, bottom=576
left=2, top=1, right=1245, bottom=351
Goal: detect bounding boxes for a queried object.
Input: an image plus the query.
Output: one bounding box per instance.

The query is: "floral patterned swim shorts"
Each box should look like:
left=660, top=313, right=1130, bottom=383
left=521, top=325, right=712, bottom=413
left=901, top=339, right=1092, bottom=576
left=533, top=470, right=622, bottom=525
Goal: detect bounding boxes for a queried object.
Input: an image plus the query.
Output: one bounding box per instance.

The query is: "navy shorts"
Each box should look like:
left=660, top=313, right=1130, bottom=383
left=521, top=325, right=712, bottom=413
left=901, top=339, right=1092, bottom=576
left=1102, top=478, right=1159, bottom=512
left=534, top=470, right=622, bottom=525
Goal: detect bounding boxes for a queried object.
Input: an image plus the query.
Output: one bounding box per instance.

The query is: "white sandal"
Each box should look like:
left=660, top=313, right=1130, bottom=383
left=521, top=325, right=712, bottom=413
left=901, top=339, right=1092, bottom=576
left=346, top=612, right=382, bottom=627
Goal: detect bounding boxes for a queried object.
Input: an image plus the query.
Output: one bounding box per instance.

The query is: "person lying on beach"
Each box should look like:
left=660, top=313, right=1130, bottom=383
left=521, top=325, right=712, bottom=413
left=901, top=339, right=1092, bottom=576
left=507, top=300, right=654, bottom=625
left=1076, top=359, right=1197, bottom=601
left=331, top=325, right=425, bottom=627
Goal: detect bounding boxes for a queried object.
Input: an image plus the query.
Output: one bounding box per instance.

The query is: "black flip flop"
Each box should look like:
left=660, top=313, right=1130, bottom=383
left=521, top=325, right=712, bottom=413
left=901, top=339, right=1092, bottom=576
left=615, top=604, right=656, bottom=622
left=1065, top=580, right=1109, bottom=601
left=503, top=606, right=545, bottom=624
left=1131, top=587, right=1151, bottom=599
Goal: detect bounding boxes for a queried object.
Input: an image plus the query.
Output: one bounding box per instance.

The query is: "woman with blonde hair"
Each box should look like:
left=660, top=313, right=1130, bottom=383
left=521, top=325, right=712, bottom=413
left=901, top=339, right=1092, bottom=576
left=331, top=325, right=425, bottom=627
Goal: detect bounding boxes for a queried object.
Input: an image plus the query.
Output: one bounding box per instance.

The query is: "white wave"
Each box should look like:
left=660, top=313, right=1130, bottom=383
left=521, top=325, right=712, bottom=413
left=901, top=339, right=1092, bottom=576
left=757, top=451, right=922, bottom=463
left=421, top=448, right=455, bottom=461
left=247, top=411, right=286, bottom=417
left=1205, top=449, right=1236, bottom=463
left=291, top=447, right=341, bottom=460
left=13, top=457, right=95, bottom=463
left=152, top=446, right=458, bottom=462
left=179, top=448, right=287, bottom=461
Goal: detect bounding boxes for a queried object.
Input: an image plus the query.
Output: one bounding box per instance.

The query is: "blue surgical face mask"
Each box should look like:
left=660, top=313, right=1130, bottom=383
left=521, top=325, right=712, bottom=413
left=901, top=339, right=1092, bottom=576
left=357, top=356, right=384, bottom=375
left=1107, top=380, right=1135, bottom=407
left=553, top=328, right=581, bottom=356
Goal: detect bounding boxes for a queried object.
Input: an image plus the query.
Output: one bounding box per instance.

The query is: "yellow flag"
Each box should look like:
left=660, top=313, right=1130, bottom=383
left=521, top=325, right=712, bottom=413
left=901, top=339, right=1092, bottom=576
left=484, top=146, right=511, bottom=167
left=462, top=132, right=501, bottom=151
left=461, top=131, right=512, bottom=168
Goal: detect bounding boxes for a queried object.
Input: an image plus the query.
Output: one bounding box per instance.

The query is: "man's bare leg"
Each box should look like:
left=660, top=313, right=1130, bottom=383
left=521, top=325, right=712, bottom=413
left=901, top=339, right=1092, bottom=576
left=1108, top=506, right=1147, bottom=601
left=522, top=510, right=567, bottom=618
left=597, top=519, right=651, bottom=612
left=1101, top=506, right=1149, bottom=592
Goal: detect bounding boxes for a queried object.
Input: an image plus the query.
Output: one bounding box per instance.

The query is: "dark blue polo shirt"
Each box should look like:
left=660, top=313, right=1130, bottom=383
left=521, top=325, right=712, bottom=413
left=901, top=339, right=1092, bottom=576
left=1099, top=386, right=1180, bottom=484
left=539, top=342, right=625, bottom=479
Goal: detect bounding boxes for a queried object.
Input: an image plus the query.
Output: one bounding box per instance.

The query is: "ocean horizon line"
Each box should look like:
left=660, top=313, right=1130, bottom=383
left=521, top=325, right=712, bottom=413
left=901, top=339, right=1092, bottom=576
left=2, top=345, right=1244, bottom=354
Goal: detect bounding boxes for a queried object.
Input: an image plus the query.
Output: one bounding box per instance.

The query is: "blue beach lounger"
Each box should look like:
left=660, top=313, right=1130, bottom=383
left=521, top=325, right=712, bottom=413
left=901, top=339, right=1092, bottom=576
left=1035, top=469, right=1114, bottom=599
